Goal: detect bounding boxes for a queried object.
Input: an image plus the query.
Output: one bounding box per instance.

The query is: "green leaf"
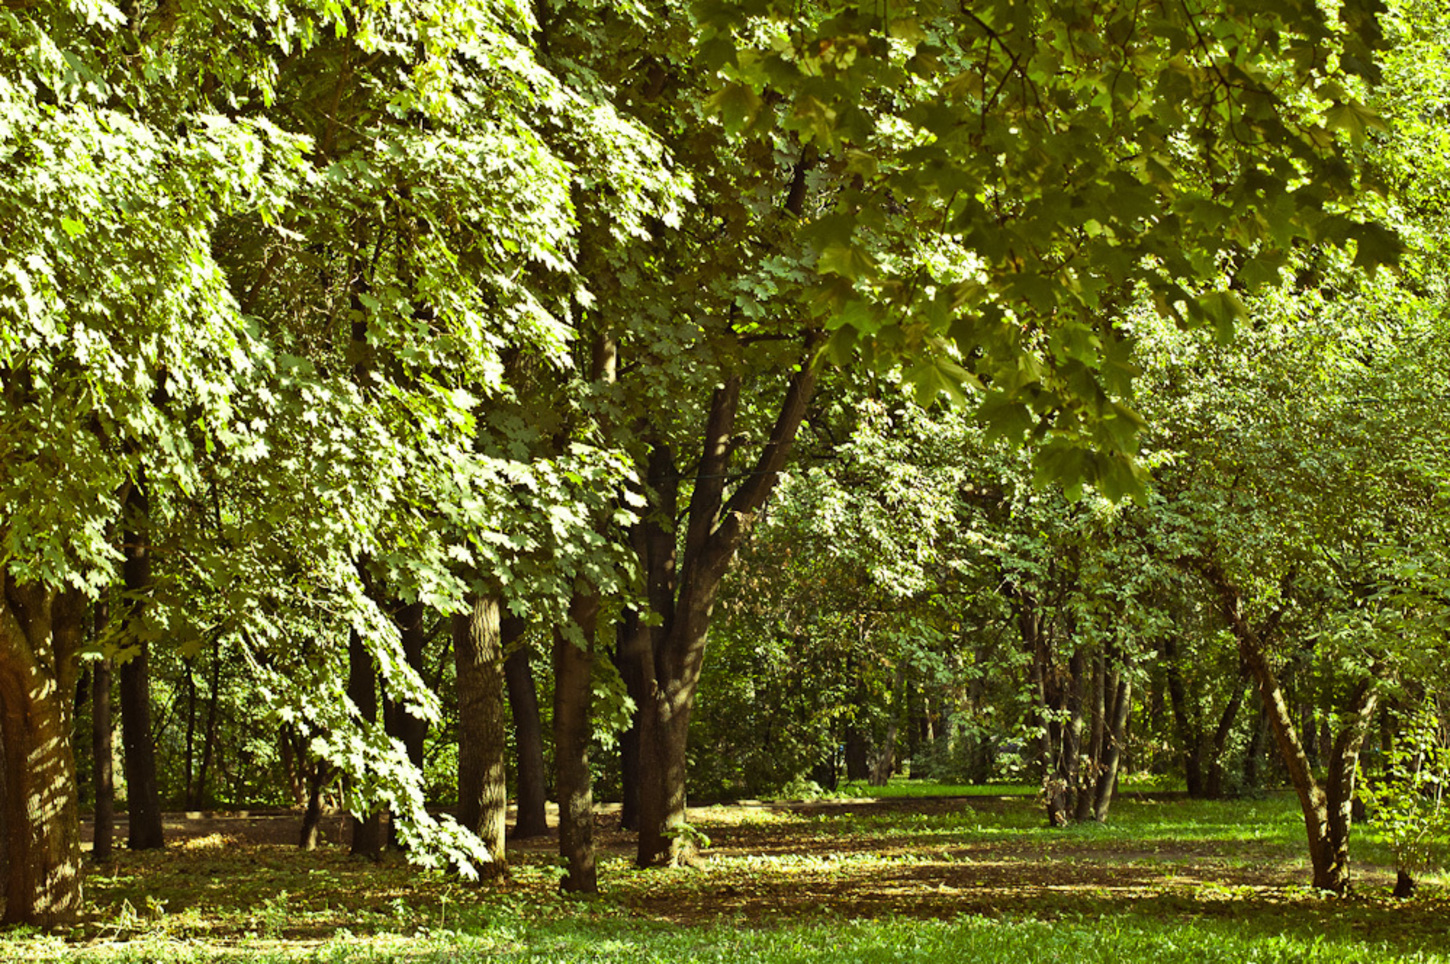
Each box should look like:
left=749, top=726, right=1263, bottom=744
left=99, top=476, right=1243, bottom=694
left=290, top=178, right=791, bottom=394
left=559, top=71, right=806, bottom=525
left=1196, top=290, right=1249, bottom=344
left=817, top=243, right=878, bottom=282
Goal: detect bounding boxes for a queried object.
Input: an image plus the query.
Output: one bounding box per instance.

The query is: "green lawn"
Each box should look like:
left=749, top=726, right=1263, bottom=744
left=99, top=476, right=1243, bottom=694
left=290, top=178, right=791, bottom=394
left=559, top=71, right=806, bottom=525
left=7, top=789, right=1447, bottom=962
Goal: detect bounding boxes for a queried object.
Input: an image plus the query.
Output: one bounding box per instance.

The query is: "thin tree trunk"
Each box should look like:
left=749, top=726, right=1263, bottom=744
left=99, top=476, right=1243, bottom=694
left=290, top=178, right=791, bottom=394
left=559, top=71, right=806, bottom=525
left=0, top=581, right=86, bottom=926
left=119, top=472, right=163, bottom=851
left=92, top=603, right=114, bottom=862
left=1162, top=635, right=1205, bottom=797
left=554, top=591, right=598, bottom=892
left=1205, top=661, right=1251, bottom=799
left=183, top=659, right=197, bottom=808
left=454, top=595, right=507, bottom=876
left=503, top=628, right=548, bottom=839
left=346, top=628, right=385, bottom=857
left=194, top=637, right=222, bottom=811
left=1092, top=651, right=1132, bottom=822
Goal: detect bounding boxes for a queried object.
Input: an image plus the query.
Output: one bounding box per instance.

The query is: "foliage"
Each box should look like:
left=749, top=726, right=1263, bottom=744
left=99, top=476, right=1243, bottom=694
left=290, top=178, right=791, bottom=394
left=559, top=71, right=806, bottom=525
left=1360, top=707, right=1450, bottom=883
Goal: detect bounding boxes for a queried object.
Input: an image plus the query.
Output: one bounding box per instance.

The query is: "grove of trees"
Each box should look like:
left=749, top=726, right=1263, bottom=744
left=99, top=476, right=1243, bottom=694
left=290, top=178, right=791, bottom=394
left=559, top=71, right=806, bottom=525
left=3, top=0, right=1446, bottom=930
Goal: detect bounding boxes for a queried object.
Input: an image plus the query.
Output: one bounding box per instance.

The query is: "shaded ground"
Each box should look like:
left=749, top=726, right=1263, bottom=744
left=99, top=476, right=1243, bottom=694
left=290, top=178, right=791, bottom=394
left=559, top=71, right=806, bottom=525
left=68, top=792, right=1450, bottom=956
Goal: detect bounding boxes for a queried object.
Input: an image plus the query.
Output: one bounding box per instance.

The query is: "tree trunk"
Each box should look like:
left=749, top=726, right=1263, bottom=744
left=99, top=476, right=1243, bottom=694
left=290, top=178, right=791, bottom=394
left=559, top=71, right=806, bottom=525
left=297, top=752, right=335, bottom=851
left=503, top=627, right=548, bottom=840
left=1092, top=654, right=1132, bottom=822
left=119, top=474, right=164, bottom=851
left=612, top=610, right=646, bottom=832
left=0, top=581, right=86, bottom=927
left=1205, top=662, right=1251, bottom=799
left=1162, top=635, right=1205, bottom=797
left=554, top=591, right=598, bottom=892
left=454, top=595, right=507, bottom=876
left=194, top=637, right=222, bottom=811
left=868, top=664, right=907, bottom=786
left=1204, top=561, right=1377, bottom=894
left=843, top=724, right=870, bottom=782
left=92, top=652, right=114, bottom=861
left=384, top=599, right=430, bottom=849
left=346, top=628, right=385, bottom=857
left=633, top=333, right=822, bottom=868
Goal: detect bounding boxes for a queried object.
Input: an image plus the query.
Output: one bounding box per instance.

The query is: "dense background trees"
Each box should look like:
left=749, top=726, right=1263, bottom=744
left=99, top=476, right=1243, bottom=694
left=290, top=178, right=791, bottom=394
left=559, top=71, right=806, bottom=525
left=2, top=0, right=1445, bottom=929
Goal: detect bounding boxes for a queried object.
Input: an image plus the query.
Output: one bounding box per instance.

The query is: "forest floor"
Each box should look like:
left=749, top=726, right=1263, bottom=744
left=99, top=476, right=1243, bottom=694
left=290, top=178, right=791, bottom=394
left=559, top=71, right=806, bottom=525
left=10, top=785, right=1450, bottom=962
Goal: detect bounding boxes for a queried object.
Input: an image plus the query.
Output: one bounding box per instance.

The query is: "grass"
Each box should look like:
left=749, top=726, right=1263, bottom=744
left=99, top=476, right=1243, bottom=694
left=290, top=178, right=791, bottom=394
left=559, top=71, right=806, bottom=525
left=6, top=787, right=1449, bottom=962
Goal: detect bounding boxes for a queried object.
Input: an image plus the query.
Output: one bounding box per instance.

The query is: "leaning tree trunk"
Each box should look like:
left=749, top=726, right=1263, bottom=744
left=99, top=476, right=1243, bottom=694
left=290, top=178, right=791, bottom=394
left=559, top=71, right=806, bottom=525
left=454, top=595, right=507, bottom=877
left=503, top=626, right=548, bottom=840
left=1204, top=561, right=1378, bottom=894
left=119, top=473, right=164, bottom=851
left=0, top=580, right=86, bottom=927
left=554, top=591, right=598, bottom=892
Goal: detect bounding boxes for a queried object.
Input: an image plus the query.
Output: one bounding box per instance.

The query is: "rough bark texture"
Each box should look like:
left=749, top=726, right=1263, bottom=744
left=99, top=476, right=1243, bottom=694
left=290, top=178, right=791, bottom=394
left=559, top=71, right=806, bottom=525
left=1204, top=561, right=1377, bottom=894
left=453, top=595, right=507, bottom=876
left=635, top=332, right=823, bottom=867
left=0, top=580, right=86, bottom=927
left=503, top=625, right=548, bottom=840
left=554, top=592, right=598, bottom=892
left=119, top=475, right=164, bottom=851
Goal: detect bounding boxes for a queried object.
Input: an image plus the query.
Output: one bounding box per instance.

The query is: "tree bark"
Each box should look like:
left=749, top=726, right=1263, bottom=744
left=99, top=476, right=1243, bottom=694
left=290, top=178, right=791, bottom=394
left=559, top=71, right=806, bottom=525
left=346, top=628, right=385, bottom=857
left=1092, top=652, right=1132, bottom=822
left=554, top=591, right=598, bottom=892
left=634, top=333, right=823, bottom=867
left=0, top=580, right=86, bottom=927
left=453, top=595, right=507, bottom=876
left=91, top=602, right=115, bottom=862
left=1203, top=561, right=1377, bottom=894
left=1162, top=635, right=1205, bottom=797
left=193, top=636, right=222, bottom=811
left=384, top=599, right=429, bottom=849
left=503, top=625, right=548, bottom=840
left=119, top=473, right=163, bottom=851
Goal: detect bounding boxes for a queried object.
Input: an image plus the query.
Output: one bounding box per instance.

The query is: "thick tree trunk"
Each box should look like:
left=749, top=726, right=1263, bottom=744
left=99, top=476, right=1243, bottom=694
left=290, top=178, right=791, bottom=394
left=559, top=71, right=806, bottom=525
left=298, top=756, right=334, bottom=851
left=612, top=610, right=646, bottom=832
left=554, top=591, right=598, bottom=892
left=346, top=628, right=386, bottom=857
left=634, top=333, right=822, bottom=868
left=119, top=475, right=163, bottom=851
left=454, top=595, right=507, bottom=876
left=1204, top=562, right=1377, bottom=894
left=92, top=653, right=114, bottom=861
left=0, top=581, right=86, bottom=927
left=503, top=627, right=548, bottom=840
